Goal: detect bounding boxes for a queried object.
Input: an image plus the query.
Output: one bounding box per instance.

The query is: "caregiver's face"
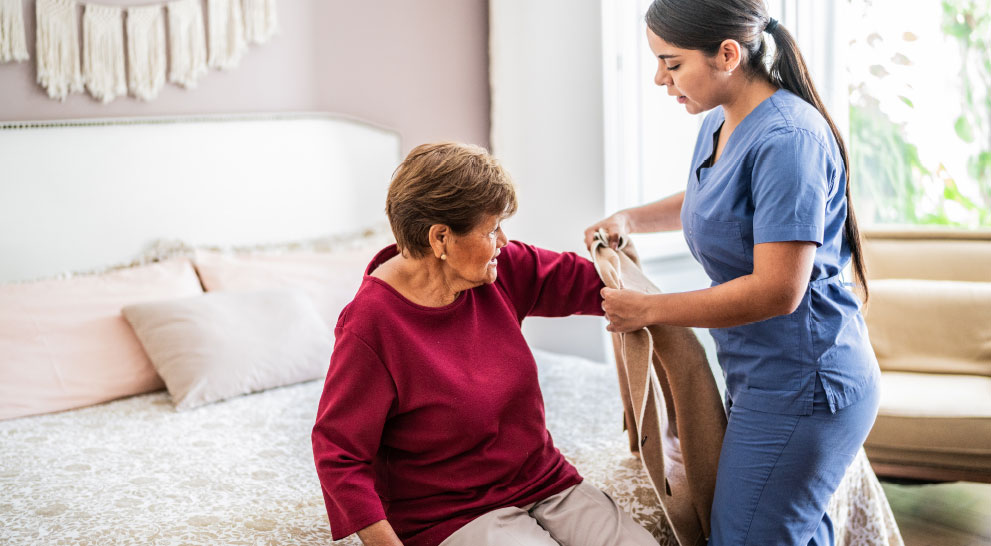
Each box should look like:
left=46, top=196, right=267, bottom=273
left=646, top=27, right=720, bottom=115
left=446, top=213, right=509, bottom=287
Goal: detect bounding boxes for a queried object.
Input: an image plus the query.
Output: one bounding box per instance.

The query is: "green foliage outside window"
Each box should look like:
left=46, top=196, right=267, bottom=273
left=849, top=0, right=990, bottom=227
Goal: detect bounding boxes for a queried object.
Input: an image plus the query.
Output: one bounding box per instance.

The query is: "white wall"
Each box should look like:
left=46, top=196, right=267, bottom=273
left=490, top=0, right=723, bottom=366
left=489, top=0, right=611, bottom=361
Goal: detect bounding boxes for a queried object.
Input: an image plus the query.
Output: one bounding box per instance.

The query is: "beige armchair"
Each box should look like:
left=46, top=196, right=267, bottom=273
left=861, top=228, right=991, bottom=483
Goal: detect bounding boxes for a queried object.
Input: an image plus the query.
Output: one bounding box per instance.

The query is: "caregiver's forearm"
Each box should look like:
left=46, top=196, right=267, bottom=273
left=641, top=274, right=793, bottom=329
left=625, top=191, right=685, bottom=233
left=633, top=232, right=816, bottom=330
left=641, top=240, right=816, bottom=329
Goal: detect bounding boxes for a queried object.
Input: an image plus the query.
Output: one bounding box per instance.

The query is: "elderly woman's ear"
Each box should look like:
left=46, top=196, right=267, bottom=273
left=428, top=224, right=451, bottom=260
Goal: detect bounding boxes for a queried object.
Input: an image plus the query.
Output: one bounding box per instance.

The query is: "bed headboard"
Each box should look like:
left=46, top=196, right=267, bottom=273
left=0, top=113, right=402, bottom=283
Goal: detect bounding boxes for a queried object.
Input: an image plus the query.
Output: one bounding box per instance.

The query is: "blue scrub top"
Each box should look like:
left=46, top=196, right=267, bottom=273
left=681, top=89, right=879, bottom=416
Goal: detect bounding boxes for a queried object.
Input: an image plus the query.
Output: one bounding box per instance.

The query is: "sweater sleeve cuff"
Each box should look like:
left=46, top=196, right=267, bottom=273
left=330, top=507, right=388, bottom=541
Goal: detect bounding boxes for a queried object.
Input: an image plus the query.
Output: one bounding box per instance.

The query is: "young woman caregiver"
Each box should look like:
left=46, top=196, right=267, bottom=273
left=585, top=1, right=881, bottom=544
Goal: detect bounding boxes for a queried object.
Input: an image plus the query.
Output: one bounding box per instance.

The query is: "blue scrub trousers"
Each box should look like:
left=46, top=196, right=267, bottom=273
left=708, top=376, right=880, bottom=546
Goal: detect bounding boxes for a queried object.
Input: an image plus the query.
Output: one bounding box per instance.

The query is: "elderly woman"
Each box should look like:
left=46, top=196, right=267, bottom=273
left=311, top=142, right=657, bottom=546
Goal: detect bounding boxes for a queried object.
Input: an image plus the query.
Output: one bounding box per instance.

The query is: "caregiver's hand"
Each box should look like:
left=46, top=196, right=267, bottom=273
left=601, top=287, right=651, bottom=333
left=584, top=212, right=631, bottom=251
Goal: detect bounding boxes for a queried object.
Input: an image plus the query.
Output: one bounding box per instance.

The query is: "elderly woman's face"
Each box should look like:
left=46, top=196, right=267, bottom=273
left=446, top=213, right=509, bottom=286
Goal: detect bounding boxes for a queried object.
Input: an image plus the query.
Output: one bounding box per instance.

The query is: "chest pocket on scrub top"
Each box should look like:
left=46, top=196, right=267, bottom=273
left=689, top=212, right=749, bottom=278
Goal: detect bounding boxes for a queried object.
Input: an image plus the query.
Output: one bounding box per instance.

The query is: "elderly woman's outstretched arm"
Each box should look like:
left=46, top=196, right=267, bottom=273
left=495, top=241, right=605, bottom=322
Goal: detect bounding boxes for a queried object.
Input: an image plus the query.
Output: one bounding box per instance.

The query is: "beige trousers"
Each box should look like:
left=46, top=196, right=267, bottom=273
left=438, top=481, right=658, bottom=546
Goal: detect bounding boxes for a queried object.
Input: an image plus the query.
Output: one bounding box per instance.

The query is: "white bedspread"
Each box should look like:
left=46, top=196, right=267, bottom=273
left=0, top=350, right=902, bottom=545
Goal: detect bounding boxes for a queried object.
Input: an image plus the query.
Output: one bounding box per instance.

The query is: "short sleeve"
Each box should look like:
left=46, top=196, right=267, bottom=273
left=750, top=130, right=837, bottom=246
left=311, top=327, right=396, bottom=540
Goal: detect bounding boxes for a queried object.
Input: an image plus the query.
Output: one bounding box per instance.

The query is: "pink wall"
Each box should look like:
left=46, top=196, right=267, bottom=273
left=313, top=1, right=490, bottom=153
left=0, top=0, right=489, bottom=152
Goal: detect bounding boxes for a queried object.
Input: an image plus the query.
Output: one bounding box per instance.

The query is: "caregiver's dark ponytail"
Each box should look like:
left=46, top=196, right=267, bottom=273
left=646, top=0, right=868, bottom=300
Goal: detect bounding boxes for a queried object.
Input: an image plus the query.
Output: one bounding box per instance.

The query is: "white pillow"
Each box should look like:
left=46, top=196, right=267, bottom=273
left=122, top=288, right=333, bottom=410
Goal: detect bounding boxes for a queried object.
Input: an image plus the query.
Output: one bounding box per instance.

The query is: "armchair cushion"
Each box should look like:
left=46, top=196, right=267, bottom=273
left=865, top=371, right=991, bottom=473
left=865, top=279, right=991, bottom=377
left=863, top=228, right=991, bottom=282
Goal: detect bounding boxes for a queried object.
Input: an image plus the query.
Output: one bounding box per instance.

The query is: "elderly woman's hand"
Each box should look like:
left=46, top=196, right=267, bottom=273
left=584, top=212, right=632, bottom=251
left=601, top=287, right=652, bottom=333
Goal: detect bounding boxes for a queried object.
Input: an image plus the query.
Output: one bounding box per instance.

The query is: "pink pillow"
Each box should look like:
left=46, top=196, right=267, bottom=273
left=193, top=248, right=378, bottom=330
left=0, top=259, right=204, bottom=420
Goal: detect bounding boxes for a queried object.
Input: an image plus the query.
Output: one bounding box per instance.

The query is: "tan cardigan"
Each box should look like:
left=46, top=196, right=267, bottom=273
left=589, top=233, right=726, bottom=546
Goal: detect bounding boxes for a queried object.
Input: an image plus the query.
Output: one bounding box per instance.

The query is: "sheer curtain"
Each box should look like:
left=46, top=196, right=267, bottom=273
left=771, top=0, right=849, bottom=140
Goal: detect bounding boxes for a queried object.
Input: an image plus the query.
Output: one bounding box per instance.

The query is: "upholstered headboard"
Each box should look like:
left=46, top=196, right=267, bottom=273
left=0, top=113, right=402, bottom=283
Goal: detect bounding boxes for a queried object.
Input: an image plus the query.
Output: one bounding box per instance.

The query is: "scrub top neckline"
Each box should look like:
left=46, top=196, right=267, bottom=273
left=696, top=88, right=785, bottom=184
left=696, top=122, right=724, bottom=184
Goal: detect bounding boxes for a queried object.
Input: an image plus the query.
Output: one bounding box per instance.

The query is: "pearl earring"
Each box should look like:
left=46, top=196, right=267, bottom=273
left=441, top=254, right=447, bottom=261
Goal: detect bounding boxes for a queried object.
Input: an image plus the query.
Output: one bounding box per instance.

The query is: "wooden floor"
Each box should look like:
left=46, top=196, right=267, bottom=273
left=881, top=480, right=991, bottom=546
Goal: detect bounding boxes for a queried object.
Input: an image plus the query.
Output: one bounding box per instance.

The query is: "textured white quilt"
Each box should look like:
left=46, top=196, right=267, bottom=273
left=0, top=350, right=902, bottom=545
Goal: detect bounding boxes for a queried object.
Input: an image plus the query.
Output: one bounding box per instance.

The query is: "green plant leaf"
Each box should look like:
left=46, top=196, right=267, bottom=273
left=869, top=65, right=890, bottom=78
left=898, top=95, right=915, bottom=108
left=967, top=152, right=991, bottom=179
left=954, top=116, right=975, bottom=142
left=943, top=21, right=971, bottom=38
left=892, top=53, right=913, bottom=65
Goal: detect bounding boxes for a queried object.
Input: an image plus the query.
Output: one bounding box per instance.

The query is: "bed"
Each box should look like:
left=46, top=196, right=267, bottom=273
left=0, top=114, right=903, bottom=545
left=0, top=349, right=902, bottom=545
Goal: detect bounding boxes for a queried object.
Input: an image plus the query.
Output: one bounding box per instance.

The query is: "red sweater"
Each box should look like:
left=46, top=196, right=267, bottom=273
left=311, top=241, right=605, bottom=546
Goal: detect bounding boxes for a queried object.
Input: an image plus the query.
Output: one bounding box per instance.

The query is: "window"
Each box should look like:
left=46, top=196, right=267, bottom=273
left=847, top=0, right=991, bottom=228
left=601, top=0, right=841, bottom=256
left=602, top=0, right=702, bottom=257
left=604, top=0, right=990, bottom=246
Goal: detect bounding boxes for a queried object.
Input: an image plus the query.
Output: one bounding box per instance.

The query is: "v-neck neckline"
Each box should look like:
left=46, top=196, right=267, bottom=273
left=695, top=121, right=723, bottom=184
left=694, top=89, right=782, bottom=185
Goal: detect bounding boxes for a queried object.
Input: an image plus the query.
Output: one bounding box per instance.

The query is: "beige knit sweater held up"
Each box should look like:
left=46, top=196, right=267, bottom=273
left=589, top=232, right=727, bottom=546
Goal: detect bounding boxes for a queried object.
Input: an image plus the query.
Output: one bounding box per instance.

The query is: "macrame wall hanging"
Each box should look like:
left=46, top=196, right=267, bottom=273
left=127, top=4, right=167, bottom=100
left=207, top=0, right=245, bottom=70
left=0, top=0, right=29, bottom=63
left=82, top=4, right=126, bottom=103
left=36, top=0, right=82, bottom=100
left=242, top=0, right=276, bottom=45
left=168, top=0, right=207, bottom=88
left=4, top=0, right=278, bottom=102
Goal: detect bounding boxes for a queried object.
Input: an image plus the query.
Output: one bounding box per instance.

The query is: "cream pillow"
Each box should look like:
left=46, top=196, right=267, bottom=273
left=193, top=247, right=380, bottom=331
left=122, top=288, right=333, bottom=410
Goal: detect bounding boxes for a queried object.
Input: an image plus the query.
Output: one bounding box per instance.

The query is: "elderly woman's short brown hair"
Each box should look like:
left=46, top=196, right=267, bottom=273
left=386, top=142, right=518, bottom=258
